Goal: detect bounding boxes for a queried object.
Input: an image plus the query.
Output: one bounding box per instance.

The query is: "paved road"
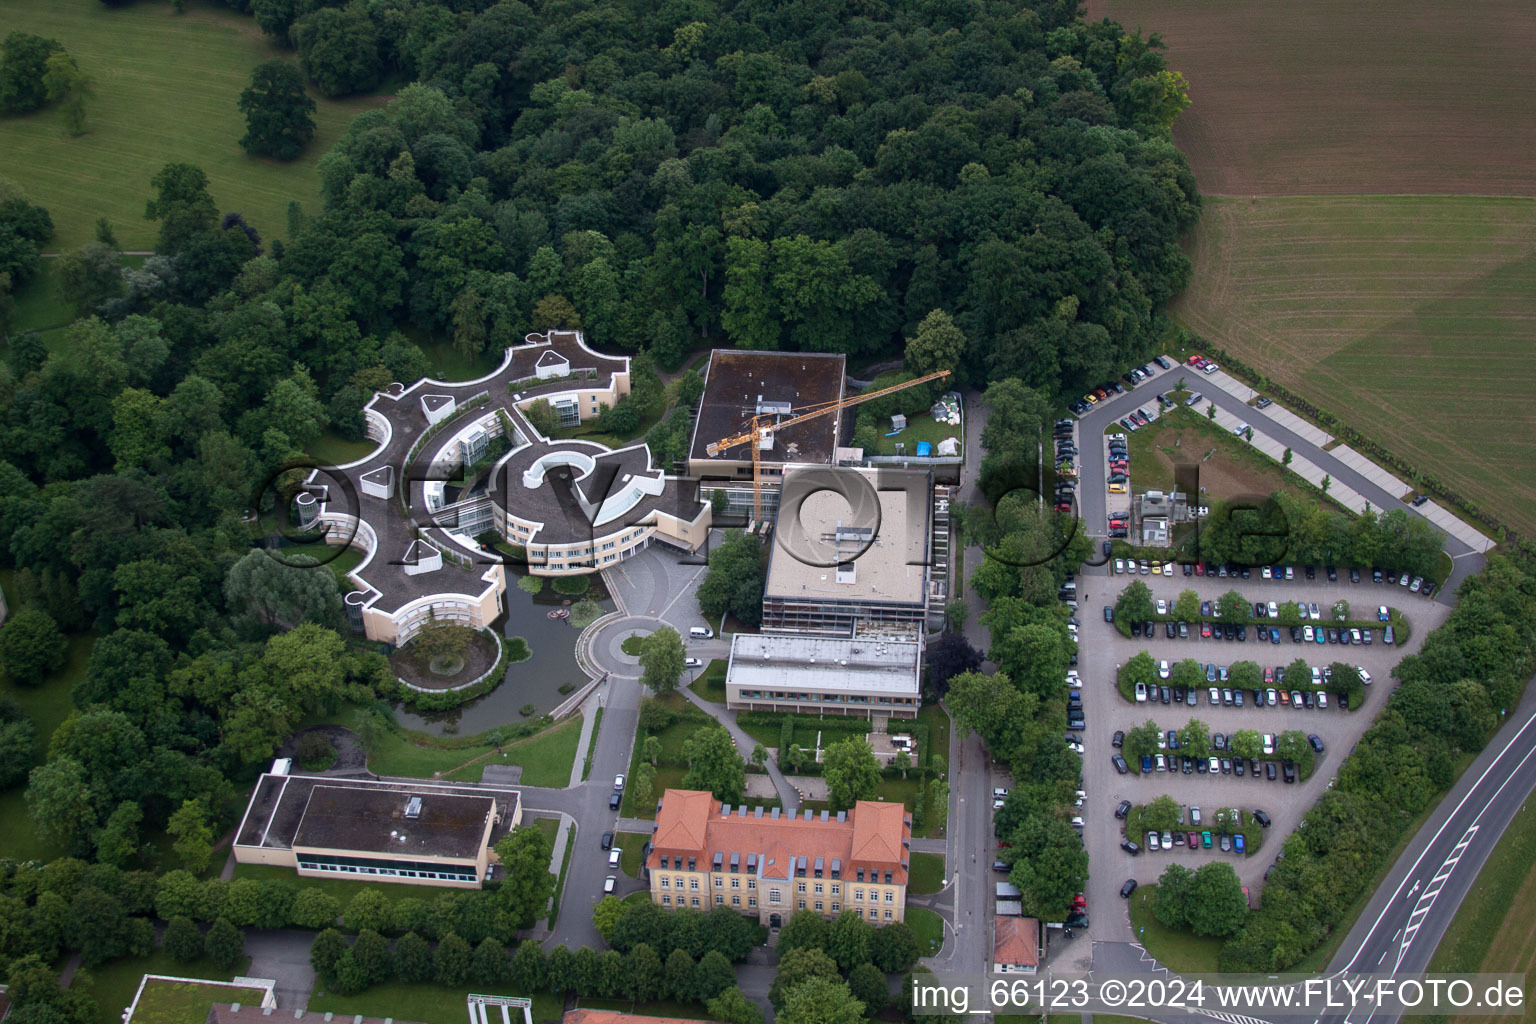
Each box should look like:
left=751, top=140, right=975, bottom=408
left=1074, top=365, right=1488, bottom=597
left=1316, top=670, right=1536, bottom=1023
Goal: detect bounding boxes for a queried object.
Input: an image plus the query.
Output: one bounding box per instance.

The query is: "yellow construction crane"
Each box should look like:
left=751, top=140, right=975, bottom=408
left=705, top=368, right=952, bottom=522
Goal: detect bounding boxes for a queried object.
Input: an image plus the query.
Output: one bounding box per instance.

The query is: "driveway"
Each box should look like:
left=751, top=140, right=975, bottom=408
left=1076, top=565, right=1447, bottom=945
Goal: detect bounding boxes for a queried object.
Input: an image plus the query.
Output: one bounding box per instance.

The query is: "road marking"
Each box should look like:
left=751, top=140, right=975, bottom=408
left=1397, top=824, right=1477, bottom=968
left=1341, top=708, right=1536, bottom=973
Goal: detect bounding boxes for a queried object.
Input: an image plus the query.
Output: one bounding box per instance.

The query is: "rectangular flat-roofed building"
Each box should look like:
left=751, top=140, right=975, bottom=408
left=762, top=466, right=932, bottom=635
left=687, top=350, right=847, bottom=514
left=725, top=633, right=921, bottom=719
left=646, top=789, right=911, bottom=928
left=233, top=771, right=521, bottom=887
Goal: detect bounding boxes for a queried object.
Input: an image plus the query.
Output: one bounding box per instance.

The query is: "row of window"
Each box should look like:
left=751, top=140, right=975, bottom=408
left=734, top=691, right=917, bottom=705
left=654, top=893, right=897, bottom=920
left=298, top=859, right=476, bottom=883
left=658, top=866, right=896, bottom=885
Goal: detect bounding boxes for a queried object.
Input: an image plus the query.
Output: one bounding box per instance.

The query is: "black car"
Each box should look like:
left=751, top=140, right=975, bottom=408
left=1116, top=800, right=1132, bottom=819
left=1120, top=879, right=1139, bottom=897
left=1266, top=762, right=1278, bottom=780
left=1249, top=758, right=1261, bottom=776
left=1144, top=621, right=1155, bottom=637
left=610, top=791, right=622, bottom=809
left=992, top=860, right=1009, bottom=872
left=1182, top=756, right=1194, bottom=774
left=1224, top=623, right=1236, bottom=640
left=1068, top=712, right=1085, bottom=730
left=1154, top=355, right=1172, bottom=369
left=1183, top=562, right=1193, bottom=576
left=1112, top=755, right=1129, bottom=774
left=601, top=831, right=614, bottom=850
left=1174, top=685, right=1186, bottom=704
left=1113, top=730, right=1125, bottom=748
left=1131, top=620, right=1142, bottom=637
left=1328, top=567, right=1338, bottom=581
left=1237, top=625, right=1248, bottom=641
left=1422, top=581, right=1437, bottom=598
left=1166, top=621, right=1177, bottom=639
left=1305, top=566, right=1316, bottom=580
left=1102, top=540, right=1113, bottom=557
left=1105, top=606, right=1115, bottom=623
left=1308, top=734, right=1325, bottom=753
left=1290, top=626, right=1302, bottom=642
left=1160, top=685, right=1171, bottom=704
left=1121, top=841, right=1140, bottom=857
left=1221, top=758, right=1233, bottom=774
left=1253, top=809, right=1272, bottom=828
left=1196, top=758, right=1208, bottom=774
left=1234, top=758, right=1245, bottom=777
left=1372, top=568, right=1384, bottom=583
left=1282, top=761, right=1297, bottom=783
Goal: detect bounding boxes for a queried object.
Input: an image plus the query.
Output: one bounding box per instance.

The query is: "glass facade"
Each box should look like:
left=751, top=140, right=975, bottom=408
left=297, top=851, right=477, bottom=883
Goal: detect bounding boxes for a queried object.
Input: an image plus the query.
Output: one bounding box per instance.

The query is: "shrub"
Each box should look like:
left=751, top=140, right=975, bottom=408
left=553, top=575, right=590, bottom=596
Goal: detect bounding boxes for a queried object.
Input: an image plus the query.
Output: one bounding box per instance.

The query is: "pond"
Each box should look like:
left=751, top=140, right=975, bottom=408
left=392, top=576, right=613, bottom=735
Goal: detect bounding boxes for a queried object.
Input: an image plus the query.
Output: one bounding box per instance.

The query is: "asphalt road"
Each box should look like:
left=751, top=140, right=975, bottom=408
left=1319, top=669, right=1536, bottom=1024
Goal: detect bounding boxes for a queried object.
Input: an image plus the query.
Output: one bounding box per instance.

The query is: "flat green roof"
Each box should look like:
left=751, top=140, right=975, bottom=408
left=131, top=979, right=267, bottom=1024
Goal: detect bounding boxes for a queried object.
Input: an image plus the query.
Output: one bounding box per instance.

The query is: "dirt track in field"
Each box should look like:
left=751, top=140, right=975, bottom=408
left=1086, top=0, right=1536, bottom=196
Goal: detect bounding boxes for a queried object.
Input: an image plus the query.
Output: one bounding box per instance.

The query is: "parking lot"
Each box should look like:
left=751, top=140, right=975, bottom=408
left=1073, top=561, right=1449, bottom=941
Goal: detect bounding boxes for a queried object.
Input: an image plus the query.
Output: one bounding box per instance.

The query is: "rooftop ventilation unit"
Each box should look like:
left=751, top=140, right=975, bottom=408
left=404, top=796, right=422, bottom=819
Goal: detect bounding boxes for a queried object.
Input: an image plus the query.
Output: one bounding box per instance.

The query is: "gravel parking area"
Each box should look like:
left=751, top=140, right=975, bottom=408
left=1075, top=563, right=1449, bottom=942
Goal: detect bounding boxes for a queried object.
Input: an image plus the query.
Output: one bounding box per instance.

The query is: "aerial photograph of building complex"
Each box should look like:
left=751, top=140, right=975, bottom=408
left=0, top=2, right=1531, bottom=1024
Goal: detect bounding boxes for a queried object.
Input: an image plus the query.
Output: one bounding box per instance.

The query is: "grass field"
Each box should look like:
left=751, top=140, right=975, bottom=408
left=1084, top=0, right=1536, bottom=197
left=1427, top=799, right=1536, bottom=1024
left=907, top=852, right=945, bottom=895
left=868, top=412, right=963, bottom=457
left=332, top=706, right=582, bottom=788
left=0, top=0, right=386, bottom=252
left=1170, top=196, right=1536, bottom=534
left=906, top=906, right=946, bottom=955
left=1126, top=884, right=1224, bottom=973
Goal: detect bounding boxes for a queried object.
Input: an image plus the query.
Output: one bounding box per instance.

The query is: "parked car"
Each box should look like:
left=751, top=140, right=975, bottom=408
left=1308, top=734, right=1325, bottom=753
left=1121, top=841, right=1140, bottom=857
left=1121, top=879, right=1139, bottom=897
left=1113, top=755, right=1129, bottom=774
left=1113, top=730, right=1125, bottom=748
left=1116, top=800, right=1131, bottom=819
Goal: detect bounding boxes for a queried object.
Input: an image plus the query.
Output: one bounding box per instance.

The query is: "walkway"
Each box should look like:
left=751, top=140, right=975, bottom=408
left=677, top=685, right=801, bottom=811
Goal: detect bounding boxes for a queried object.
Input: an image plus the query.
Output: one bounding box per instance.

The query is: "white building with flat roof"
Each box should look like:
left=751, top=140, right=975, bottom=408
left=724, top=632, right=922, bottom=719
left=761, top=467, right=932, bottom=635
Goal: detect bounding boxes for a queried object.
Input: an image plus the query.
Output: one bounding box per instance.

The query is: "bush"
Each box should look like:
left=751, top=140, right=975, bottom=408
left=553, top=575, right=590, bottom=596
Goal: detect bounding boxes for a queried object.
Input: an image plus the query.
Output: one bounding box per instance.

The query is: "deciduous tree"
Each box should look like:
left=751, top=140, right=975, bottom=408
left=637, top=626, right=685, bottom=693
left=239, top=60, right=317, bottom=160
left=822, top=738, right=880, bottom=811
left=681, top=724, right=745, bottom=803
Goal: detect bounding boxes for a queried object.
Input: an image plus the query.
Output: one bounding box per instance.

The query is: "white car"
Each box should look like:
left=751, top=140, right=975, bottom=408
left=1233, top=422, right=1250, bottom=436
left=1310, top=667, right=1322, bottom=685
left=1209, top=686, right=1221, bottom=705
left=1158, top=660, right=1170, bottom=679
left=684, top=657, right=703, bottom=668
left=1154, top=754, right=1167, bottom=772
left=1203, top=362, right=1219, bottom=374
left=1149, top=831, right=1161, bottom=851
left=1135, top=682, right=1148, bottom=702
left=1310, top=602, right=1321, bottom=618
left=1115, top=558, right=1126, bottom=573
left=1268, top=601, right=1278, bottom=617
left=613, top=774, right=626, bottom=791
left=993, top=787, right=1010, bottom=799
left=1358, top=667, right=1373, bottom=685
left=1262, top=733, right=1275, bottom=755
left=1163, top=562, right=1174, bottom=577
left=1156, top=599, right=1167, bottom=615
left=1303, top=625, right=1315, bottom=642
left=604, top=875, right=617, bottom=894
left=1317, top=692, right=1329, bottom=709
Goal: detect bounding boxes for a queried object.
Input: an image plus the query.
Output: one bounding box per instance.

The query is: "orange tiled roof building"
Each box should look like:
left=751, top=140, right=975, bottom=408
left=646, top=789, right=911, bottom=928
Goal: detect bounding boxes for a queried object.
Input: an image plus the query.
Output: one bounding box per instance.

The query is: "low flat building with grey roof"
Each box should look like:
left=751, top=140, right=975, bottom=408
left=761, top=466, right=933, bottom=636
left=724, top=633, right=921, bottom=719
left=233, top=770, right=522, bottom=887
left=686, top=350, right=847, bottom=515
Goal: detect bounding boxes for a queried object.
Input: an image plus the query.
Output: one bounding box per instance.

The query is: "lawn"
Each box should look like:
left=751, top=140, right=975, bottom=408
left=907, top=852, right=945, bottom=895
left=127, top=978, right=265, bottom=1024
left=867, top=412, right=962, bottom=457
left=0, top=0, right=390, bottom=253
left=1168, top=195, right=1536, bottom=535
left=305, top=431, right=379, bottom=468
left=905, top=906, right=945, bottom=955
left=1126, top=884, right=1224, bottom=973
left=79, top=951, right=252, bottom=1024
left=1108, top=405, right=1327, bottom=510
left=340, top=707, right=582, bottom=788
left=308, top=983, right=565, bottom=1024
left=1427, top=799, right=1536, bottom=1024
left=616, top=831, right=650, bottom=877
left=687, top=660, right=728, bottom=704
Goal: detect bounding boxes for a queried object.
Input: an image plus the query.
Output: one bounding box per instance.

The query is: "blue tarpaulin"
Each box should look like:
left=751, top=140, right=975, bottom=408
left=915, top=441, right=933, bottom=457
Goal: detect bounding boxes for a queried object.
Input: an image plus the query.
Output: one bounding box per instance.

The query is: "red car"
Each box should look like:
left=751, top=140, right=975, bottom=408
left=1188, top=354, right=1207, bottom=367
left=1187, top=831, right=1199, bottom=847
left=1194, top=563, right=1205, bottom=576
